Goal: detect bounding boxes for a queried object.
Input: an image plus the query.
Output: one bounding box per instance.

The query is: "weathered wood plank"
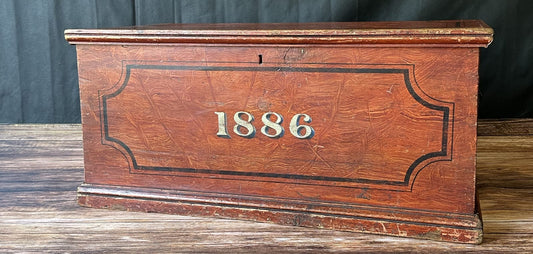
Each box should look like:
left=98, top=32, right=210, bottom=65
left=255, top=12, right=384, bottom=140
left=0, top=124, right=532, bottom=252
left=477, top=136, right=533, bottom=189
left=0, top=207, right=531, bottom=253
left=0, top=124, right=82, bottom=140
left=478, top=119, right=533, bottom=136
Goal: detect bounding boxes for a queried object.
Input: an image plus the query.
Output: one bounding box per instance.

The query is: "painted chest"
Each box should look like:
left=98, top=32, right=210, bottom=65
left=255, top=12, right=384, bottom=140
left=66, top=20, right=493, bottom=243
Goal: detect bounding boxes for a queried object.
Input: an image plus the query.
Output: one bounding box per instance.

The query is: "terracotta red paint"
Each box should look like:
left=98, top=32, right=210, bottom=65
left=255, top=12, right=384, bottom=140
left=66, top=20, right=493, bottom=243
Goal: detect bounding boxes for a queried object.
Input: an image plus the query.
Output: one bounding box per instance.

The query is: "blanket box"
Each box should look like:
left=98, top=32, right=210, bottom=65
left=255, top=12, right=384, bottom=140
left=65, top=20, right=493, bottom=243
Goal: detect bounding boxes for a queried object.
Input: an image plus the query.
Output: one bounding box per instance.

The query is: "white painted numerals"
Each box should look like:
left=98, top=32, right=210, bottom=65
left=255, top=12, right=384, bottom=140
left=233, top=111, right=256, bottom=138
left=214, top=112, right=230, bottom=138
left=289, top=113, right=314, bottom=139
left=215, top=111, right=314, bottom=139
left=261, top=112, right=284, bottom=138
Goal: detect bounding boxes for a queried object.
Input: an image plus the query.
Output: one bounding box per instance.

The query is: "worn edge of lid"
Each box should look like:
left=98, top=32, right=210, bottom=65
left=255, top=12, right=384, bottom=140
left=65, top=20, right=493, bottom=47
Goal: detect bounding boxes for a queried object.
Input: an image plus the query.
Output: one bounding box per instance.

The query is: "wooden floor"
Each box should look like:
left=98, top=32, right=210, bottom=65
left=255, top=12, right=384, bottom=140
left=0, top=124, right=531, bottom=253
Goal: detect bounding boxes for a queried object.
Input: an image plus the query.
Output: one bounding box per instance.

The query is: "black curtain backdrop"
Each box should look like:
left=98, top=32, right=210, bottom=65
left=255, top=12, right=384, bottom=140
left=0, top=0, right=531, bottom=123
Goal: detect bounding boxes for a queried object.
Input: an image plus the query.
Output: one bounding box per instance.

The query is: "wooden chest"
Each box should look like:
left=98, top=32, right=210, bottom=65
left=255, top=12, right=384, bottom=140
left=66, top=20, right=493, bottom=243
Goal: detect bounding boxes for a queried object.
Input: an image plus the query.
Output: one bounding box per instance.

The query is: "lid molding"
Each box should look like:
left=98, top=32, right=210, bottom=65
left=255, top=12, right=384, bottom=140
left=65, top=20, right=493, bottom=47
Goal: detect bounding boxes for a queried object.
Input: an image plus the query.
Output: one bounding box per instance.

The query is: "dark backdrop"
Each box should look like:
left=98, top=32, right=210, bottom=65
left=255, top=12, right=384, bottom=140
left=1, top=0, right=532, bottom=123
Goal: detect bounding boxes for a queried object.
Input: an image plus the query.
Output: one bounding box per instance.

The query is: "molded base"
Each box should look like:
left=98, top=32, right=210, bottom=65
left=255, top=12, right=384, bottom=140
left=77, top=184, right=482, bottom=244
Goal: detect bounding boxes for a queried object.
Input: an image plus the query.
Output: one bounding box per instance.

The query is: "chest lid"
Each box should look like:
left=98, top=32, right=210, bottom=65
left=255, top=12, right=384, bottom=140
left=65, top=20, right=493, bottom=47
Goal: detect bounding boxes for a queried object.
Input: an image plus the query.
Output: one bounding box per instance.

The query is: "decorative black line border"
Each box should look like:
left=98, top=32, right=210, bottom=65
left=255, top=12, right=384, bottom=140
left=100, top=62, right=454, bottom=191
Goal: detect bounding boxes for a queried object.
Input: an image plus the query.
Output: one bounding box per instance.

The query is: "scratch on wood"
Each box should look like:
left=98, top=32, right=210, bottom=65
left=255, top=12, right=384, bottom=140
left=242, top=70, right=258, bottom=110
left=125, top=112, right=152, bottom=151
left=203, top=49, right=220, bottom=112
left=137, top=75, right=185, bottom=154
left=305, top=140, right=334, bottom=170
left=387, top=84, right=395, bottom=94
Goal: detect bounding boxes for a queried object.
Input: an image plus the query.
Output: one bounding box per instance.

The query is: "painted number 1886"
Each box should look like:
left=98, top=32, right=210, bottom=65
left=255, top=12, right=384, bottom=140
left=215, top=111, right=314, bottom=139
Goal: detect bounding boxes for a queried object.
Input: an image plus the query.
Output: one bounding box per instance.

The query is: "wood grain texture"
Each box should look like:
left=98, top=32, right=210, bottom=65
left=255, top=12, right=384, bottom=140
left=0, top=124, right=532, bottom=252
left=66, top=21, right=494, bottom=243
left=75, top=45, right=482, bottom=242
left=478, top=119, right=533, bottom=136
left=65, top=20, right=493, bottom=46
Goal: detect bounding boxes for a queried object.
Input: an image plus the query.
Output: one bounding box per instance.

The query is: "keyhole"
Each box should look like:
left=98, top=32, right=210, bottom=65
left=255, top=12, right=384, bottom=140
left=258, top=54, right=263, bottom=64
